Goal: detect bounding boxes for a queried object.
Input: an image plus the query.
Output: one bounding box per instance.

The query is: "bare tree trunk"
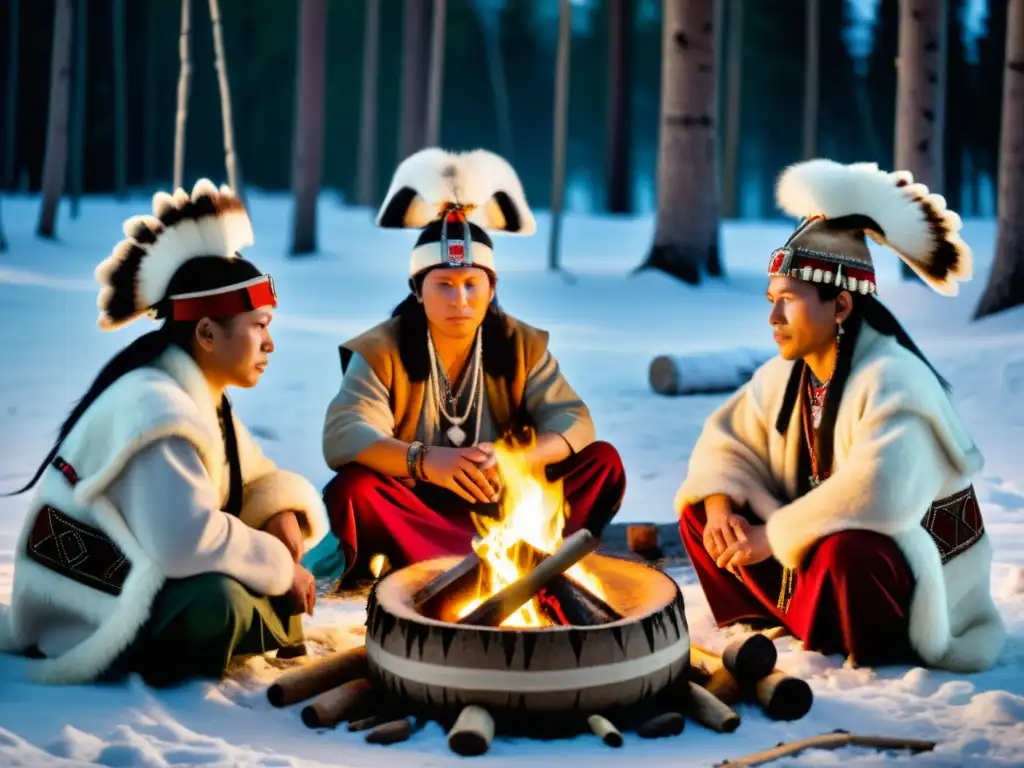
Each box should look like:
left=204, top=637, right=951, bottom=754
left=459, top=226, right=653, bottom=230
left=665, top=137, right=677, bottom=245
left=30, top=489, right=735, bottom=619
left=113, top=0, right=127, bottom=199
left=895, top=0, right=947, bottom=278
left=356, top=0, right=381, bottom=207
left=290, top=0, right=327, bottom=255
left=208, top=0, right=240, bottom=192
left=481, top=5, right=513, bottom=162
left=720, top=0, right=742, bottom=219
left=975, top=0, right=1024, bottom=319
left=143, top=1, right=158, bottom=185
left=425, top=0, right=446, bottom=147
left=174, top=0, right=192, bottom=189
left=397, top=0, right=430, bottom=160
left=4, top=0, right=20, bottom=189
left=605, top=0, right=632, bottom=214
left=548, top=0, right=572, bottom=272
left=69, top=0, right=87, bottom=218
left=802, top=0, right=820, bottom=160
left=641, top=0, right=720, bottom=283
left=0, top=197, right=7, bottom=250
left=37, top=0, right=74, bottom=239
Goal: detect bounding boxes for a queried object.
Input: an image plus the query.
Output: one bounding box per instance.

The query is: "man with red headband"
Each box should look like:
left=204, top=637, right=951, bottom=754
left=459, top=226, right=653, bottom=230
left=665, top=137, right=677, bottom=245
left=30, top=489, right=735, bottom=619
left=675, top=160, right=1004, bottom=672
left=320, top=148, right=626, bottom=587
left=0, top=180, right=329, bottom=685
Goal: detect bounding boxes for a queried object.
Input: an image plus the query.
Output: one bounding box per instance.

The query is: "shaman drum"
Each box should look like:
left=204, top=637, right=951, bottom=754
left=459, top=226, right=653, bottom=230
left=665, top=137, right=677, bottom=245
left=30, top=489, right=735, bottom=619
left=364, top=554, right=690, bottom=716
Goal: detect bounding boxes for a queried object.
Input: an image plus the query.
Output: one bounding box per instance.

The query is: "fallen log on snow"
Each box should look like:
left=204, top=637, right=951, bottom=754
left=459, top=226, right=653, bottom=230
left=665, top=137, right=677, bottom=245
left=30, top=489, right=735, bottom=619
left=649, top=349, right=774, bottom=396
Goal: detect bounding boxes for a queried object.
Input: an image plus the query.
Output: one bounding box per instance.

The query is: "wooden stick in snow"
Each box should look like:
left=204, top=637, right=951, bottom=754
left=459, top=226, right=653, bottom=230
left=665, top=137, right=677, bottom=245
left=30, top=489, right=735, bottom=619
left=715, top=730, right=937, bottom=767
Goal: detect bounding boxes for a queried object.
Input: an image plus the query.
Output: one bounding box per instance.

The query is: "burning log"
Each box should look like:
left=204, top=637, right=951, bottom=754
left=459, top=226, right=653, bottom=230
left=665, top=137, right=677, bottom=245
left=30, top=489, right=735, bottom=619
left=457, top=529, right=600, bottom=627
left=300, top=677, right=374, bottom=729
left=266, top=645, right=369, bottom=707
left=411, top=552, right=482, bottom=617
left=447, top=705, right=495, bottom=756
left=685, top=681, right=741, bottom=733
left=636, top=711, right=686, bottom=739
left=587, top=714, right=624, bottom=747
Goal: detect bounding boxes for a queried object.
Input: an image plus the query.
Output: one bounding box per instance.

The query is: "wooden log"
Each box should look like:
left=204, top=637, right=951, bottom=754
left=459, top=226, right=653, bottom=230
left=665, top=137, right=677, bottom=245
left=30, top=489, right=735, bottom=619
left=754, top=671, right=813, bottom=721
left=447, top=705, right=495, bottom=756
left=722, top=633, right=777, bottom=683
left=636, top=711, right=685, bottom=738
left=520, top=541, right=624, bottom=625
left=649, top=349, right=773, bottom=396
left=267, top=645, right=369, bottom=707
left=365, top=718, right=412, bottom=744
left=685, top=681, right=741, bottom=733
left=458, top=529, right=599, bottom=627
left=300, top=678, right=374, bottom=729
left=688, top=662, right=712, bottom=685
left=348, top=714, right=389, bottom=732
left=714, top=729, right=937, bottom=767
left=704, top=665, right=742, bottom=706
left=586, top=714, right=623, bottom=747
left=627, top=524, right=662, bottom=560
left=412, top=552, right=482, bottom=614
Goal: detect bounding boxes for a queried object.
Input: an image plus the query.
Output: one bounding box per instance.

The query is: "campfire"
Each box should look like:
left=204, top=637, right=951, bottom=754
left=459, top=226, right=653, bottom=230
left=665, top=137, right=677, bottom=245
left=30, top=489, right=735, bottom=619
left=266, top=440, right=818, bottom=756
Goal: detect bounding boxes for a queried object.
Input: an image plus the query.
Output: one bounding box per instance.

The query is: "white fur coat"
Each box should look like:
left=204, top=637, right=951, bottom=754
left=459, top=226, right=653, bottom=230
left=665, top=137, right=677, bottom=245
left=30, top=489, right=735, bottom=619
left=0, top=346, right=329, bottom=684
left=676, top=325, right=1005, bottom=672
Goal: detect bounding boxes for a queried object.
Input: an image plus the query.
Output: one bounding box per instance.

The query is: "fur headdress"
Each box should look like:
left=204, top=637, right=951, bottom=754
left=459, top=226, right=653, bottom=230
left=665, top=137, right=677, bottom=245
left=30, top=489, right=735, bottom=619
left=94, top=179, right=273, bottom=329
left=768, top=159, right=972, bottom=296
left=375, top=148, right=536, bottom=277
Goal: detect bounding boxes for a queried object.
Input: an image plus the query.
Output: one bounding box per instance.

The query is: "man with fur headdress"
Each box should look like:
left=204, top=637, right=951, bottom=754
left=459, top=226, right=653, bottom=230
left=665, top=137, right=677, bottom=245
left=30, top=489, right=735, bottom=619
left=321, top=148, right=625, bottom=586
left=0, top=181, right=329, bottom=686
left=675, top=160, right=1004, bottom=672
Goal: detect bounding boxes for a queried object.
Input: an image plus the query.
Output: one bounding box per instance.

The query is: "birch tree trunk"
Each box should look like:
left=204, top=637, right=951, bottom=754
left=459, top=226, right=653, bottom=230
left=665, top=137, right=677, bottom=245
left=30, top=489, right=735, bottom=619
left=802, top=0, right=820, bottom=160
left=208, top=0, right=240, bottom=193
left=894, top=0, right=947, bottom=278
left=397, top=0, right=430, bottom=160
left=641, top=0, right=720, bottom=283
left=113, top=0, right=127, bottom=199
left=425, top=0, right=446, bottom=147
left=548, top=0, right=572, bottom=272
left=69, top=0, right=87, bottom=218
left=606, top=0, right=632, bottom=213
left=356, top=0, right=381, bottom=207
left=174, top=0, right=192, bottom=190
left=4, top=0, right=20, bottom=189
left=975, top=0, right=1024, bottom=319
left=37, top=0, right=74, bottom=239
left=290, top=0, right=327, bottom=255
left=720, top=0, right=741, bottom=219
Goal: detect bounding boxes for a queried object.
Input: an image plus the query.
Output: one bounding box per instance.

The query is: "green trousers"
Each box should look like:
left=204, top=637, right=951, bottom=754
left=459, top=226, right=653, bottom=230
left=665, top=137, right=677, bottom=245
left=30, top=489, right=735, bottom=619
left=118, top=573, right=303, bottom=687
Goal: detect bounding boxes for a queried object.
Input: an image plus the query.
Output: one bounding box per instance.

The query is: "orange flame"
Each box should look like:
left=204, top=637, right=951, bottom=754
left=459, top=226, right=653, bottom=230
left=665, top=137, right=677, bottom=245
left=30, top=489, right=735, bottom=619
left=455, top=437, right=606, bottom=627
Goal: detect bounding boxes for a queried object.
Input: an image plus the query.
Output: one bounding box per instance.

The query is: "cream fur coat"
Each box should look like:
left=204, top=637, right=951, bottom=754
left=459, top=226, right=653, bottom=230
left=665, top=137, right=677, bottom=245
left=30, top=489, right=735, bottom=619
left=0, top=346, right=329, bottom=684
left=676, top=325, right=1005, bottom=672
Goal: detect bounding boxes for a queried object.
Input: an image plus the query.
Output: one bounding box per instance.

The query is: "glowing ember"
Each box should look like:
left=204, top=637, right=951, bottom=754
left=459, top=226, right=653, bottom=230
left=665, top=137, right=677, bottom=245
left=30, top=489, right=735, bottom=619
left=455, top=437, right=607, bottom=627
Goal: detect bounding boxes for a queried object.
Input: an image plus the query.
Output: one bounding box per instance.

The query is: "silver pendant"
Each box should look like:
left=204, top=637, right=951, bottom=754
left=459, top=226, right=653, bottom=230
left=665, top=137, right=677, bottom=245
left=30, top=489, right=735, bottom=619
left=447, top=424, right=467, bottom=446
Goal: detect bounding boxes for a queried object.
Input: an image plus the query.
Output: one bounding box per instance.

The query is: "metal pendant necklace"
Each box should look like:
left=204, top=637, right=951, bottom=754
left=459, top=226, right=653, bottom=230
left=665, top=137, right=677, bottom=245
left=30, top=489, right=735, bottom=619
left=427, top=328, right=483, bottom=447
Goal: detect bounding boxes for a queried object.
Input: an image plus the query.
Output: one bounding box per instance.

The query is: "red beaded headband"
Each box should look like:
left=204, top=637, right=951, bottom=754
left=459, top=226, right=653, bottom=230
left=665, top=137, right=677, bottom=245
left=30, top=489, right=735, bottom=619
left=168, top=275, right=277, bottom=321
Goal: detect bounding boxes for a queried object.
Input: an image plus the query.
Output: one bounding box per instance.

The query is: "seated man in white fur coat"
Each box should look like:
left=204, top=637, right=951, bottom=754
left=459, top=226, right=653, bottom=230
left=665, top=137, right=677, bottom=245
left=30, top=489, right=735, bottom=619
left=0, top=180, right=329, bottom=686
left=675, top=160, right=1004, bottom=672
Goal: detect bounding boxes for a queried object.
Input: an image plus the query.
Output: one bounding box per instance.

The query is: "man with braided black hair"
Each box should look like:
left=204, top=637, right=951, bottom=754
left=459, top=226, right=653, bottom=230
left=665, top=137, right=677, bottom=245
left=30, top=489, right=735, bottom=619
left=676, top=160, right=1004, bottom=672
left=0, top=180, right=328, bottom=686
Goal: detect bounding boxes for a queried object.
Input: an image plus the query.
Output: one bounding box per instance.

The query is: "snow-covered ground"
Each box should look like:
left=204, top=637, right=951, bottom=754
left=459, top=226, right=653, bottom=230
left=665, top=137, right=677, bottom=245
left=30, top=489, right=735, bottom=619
left=0, top=192, right=1021, bottom=766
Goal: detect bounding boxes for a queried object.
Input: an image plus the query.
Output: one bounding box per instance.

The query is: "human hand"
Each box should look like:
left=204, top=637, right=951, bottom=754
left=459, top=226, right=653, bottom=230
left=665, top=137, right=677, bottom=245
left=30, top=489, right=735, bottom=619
left=289, top=562, right=317, bottom=616
left=702, top=496, right=748, bottom=559
left=474, top=442, right=503, bottom=493
left=716, top=524, right=773, bottom=576
left=264, top=510, right=304, bottom=563
left=422, top=446, right=501, bottom=504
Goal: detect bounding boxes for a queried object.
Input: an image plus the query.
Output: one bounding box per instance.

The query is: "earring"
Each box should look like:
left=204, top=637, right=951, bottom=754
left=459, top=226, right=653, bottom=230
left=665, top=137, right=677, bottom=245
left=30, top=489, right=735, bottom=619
left=836, top=320, right=844, bottom=344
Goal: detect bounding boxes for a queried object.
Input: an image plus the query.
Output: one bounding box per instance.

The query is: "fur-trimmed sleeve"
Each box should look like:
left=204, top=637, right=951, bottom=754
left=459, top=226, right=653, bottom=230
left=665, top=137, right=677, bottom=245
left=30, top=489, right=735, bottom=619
left=765, top=377, right=950, bottom=569
left=234, top=419, right=330, bottom=551
left=674, top=365, right=782, bottom=515
left=322, top=352, right=396, bottom=468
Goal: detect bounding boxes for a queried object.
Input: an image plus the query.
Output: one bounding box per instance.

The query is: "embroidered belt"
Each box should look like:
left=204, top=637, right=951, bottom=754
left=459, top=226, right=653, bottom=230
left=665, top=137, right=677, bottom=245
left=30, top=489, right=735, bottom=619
left=23, top=455, right=131, bottom=596
left=922, top=484, right=984, bottom=564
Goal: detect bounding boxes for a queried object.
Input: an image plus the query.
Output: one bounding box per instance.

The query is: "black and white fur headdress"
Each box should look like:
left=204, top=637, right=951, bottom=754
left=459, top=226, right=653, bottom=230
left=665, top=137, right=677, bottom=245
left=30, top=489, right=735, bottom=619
left=375, top=148, right=536, bottom=277
left=769, top=159, right=972, bottom=297
left=95, top=179, right=267, bottom=330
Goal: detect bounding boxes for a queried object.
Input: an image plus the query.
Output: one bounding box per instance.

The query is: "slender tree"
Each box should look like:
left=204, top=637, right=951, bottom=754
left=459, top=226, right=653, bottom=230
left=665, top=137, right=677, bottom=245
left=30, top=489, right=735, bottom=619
left=290, top=0, right=327, bottom=255
left=4, top=0, right=20, bottom=189
left=113, top=0, right=127, bottom=198
left=975, top=0, right=1024, bottom=318
left=356, top=0, right=381, bottom=207
left=548, top=0, right=572, bottom=271
left=37, top=0, right=75, bottom=239
left=720, top=0, right=742, bottom=219
left=69, top=0, right=87, bottom=218
left=802, top=0, right=820, bottom=160
left=425, top=0, right=446, bottom=147
left=397, top=0, right=430, bottom=160
left=208, top=0, right=241, bottom=193
left=894, top=0, right=948, bottom=278
left=640, top=0, right=721, bottom=283
left=606, top=0, right=632, bottom=213
left=174, top=0, right=192, bottom=189
left=0, top=197, right=7, bottom=251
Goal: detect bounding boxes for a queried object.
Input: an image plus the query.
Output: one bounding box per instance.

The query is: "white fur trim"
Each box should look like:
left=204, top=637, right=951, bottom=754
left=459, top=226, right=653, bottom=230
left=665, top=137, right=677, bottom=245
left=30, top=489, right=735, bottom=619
left=409, top=240, right=496, bottom=276
left=775, top=159, right=972, bottom=296
left=376, top=148, right=536, bottom=235
left=240, top=470, right=330, bottom=550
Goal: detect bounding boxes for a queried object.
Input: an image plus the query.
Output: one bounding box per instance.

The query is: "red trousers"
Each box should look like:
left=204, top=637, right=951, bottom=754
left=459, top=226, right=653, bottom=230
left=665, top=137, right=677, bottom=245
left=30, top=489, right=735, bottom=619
left=325, top=442, right=626, bottom=586
left=679, top=503, right=919, bottom=666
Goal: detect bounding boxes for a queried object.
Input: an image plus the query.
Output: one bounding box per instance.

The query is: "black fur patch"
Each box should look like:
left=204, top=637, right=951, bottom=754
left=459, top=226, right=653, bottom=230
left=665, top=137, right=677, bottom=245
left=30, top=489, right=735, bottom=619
left=378, top=187, right=420, bottom=228
left=104, top=242, right=148, bottom=321
left=492, top=191, right=523, bottom=232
